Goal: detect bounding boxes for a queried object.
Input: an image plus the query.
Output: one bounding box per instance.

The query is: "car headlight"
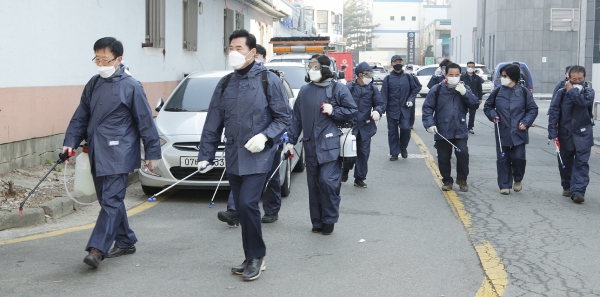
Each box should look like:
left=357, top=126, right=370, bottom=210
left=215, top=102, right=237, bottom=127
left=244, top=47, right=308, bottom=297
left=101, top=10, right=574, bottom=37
left=140, top=160, right=162, bottom=177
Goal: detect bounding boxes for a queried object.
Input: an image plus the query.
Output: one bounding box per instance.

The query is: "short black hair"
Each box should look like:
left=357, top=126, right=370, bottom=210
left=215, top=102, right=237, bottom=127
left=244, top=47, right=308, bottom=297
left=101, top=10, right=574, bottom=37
left=439, top=58, right=451, bottom=68
left=501, top=64, right=521, bottom=83
left=228, top=29, right=257, bottom=50
left=467, top=61, right=475, bottom=66
left=310, top=54, right=320, bottom=60
left=512, top=61, right=521, bottom=66
left=316, top=55, right=335, bottom=81
left=94, top=37, right=123, bottom=57
left=565, top=66, right=572, bottom=73
left=568, top=65, right=586, bottom=78
left=256, top=44, right=266, bottom=57
left=445, top=63, right=461, bottom=74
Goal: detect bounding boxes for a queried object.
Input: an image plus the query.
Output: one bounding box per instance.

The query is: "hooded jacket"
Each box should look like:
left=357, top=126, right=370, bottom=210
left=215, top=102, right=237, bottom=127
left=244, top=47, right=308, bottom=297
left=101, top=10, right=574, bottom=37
left=548, top=84, right=595, bottom=151
left=345, top=81, right=385, bottom=138
left=64, top=65, right=161, bottom=176
left=381, top=70, right=420, bottom=120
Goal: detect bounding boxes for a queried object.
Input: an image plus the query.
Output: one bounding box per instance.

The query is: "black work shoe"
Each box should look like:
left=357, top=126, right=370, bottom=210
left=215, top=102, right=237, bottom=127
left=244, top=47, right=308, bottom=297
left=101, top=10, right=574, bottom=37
left=456, top=179, right=469, bottom=192
left=562, top=189, right=570, bottom=197
left=390, top=155, right=399, bottom=161
left=83, top=248, right=103, bottom=268
left=261, top=215, right=278, bottom=223
left=242, top=258, right=266, bottom=281
left=401, top=150, right=408, bottom=158
left=218, top=210, right=239, bottom=227
left=105, top=245, right=136, bottom=258
left=468, top=128, right=474, bottom=134
left=354, top=179, right=367, bottom=188
left=322, top=223, right=334, bottom=235
left=231, top=260, right=248, bottom=275
left=572, top=194, right=585, bottom=204
left=341, top=170, right=349, bottom=182
left=311, top=227, right=323, bottom=233
left=441, top=182, right=453, bottom=191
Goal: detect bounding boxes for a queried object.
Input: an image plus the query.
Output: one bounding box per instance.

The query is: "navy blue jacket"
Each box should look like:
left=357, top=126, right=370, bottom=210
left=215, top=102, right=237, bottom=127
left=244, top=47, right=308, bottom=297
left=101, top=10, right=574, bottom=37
left=552, top=78, right=567, bottom=100
left=460, top=73, right=484, bottom=101
left=198, top=63, right=291, bottom=176
left=548, top=84, right=595, bottom=151
left=345, top=82, right=385, bottom=138
left=381, top=70, right=420, bottom=120
left=64, top=65, right=161, bottom=176
left=289, top=81, right=357, bottom=165
left=422, top=82, right=480, bottom=141
left=483, top=85, right=539, bottom=147
left=427, top=74, right=445, bottom=89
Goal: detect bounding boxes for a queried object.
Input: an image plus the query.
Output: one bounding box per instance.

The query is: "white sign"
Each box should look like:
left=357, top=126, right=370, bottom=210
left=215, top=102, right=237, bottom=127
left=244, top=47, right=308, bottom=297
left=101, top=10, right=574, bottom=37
left=542, top=57, right=547, bottom=63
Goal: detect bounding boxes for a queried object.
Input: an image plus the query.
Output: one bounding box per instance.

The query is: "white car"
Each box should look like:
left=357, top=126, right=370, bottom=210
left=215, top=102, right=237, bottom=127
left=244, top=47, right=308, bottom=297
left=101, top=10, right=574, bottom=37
left=264, top=62, right=308, bottom=97
left=139, top=70, right=305, bottom=197
left=415, top=63, right=492, bottom=97
left=268, top=53, right=346, bottom=84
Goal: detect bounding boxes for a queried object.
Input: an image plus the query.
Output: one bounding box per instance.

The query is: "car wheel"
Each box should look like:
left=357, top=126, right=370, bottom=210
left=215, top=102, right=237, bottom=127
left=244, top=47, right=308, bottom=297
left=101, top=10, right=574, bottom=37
left=281, top=160, right=291, bottom=197
left=419, top=94, right=426, bottom=98
left=292, top=148, right=305, bottom=172
left=141, top=185, right=162, bottom=196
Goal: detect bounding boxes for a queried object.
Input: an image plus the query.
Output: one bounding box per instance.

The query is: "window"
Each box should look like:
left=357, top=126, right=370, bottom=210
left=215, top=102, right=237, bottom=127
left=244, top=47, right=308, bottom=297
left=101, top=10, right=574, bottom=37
left=316, top=10, right=328, bottom=23
left=401, top=16, right=405, bottom=21
left=318, top=23, right=328, bottom=29
left=550, top=8, right=580, bottom=31
left=144, top=0, right=165, bottom=48
left=183, top=0, right=199, bottom=51
left=305, top=9, right=314, bottom=21
left=224, top=8, right=234, bottom=52
left=412, top=16, right=416, bottom=21
left=390, top=16, right=395, bottom=21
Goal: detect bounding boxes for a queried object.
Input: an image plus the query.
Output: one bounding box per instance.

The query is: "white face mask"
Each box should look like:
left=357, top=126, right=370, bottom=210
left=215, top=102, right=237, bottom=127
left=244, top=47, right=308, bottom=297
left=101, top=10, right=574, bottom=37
left=501, top=77, right=512, bottom=86
left=308, top=69, right=322, bottom=82
left=447, top=76, right=460, bottom=87
left=228, top=50, right=252, bottom=69
left=362, top=77, right=372, bottom=84
left=467, top=68, right=474, bottom=73
left=98, top=60, right=118, bottom=78
left=405, top=70, right=413, bottom=75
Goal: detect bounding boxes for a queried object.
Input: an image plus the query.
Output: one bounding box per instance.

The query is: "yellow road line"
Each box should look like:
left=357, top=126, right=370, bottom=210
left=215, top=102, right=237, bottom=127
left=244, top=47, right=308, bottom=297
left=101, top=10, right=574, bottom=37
left=411, top=131, right=507, bottom=297
left=0, top=194, right=169, bottom=246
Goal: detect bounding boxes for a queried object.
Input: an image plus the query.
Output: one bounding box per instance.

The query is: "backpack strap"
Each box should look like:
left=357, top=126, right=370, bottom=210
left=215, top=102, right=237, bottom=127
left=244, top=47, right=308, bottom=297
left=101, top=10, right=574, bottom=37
left=350, top=82, right=356, bottom=94
left=261, top=71, right=268, bottom=98
left=220, top=73, right=234, bottom=98
left=434, top=82, right=442, bottom=101
left=87, top=75, right=101, bottom=99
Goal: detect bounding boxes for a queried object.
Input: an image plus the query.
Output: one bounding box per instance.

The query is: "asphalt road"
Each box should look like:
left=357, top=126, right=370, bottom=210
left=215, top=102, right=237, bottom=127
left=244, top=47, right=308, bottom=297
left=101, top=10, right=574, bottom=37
left=1, top=97, right=599, bottom=296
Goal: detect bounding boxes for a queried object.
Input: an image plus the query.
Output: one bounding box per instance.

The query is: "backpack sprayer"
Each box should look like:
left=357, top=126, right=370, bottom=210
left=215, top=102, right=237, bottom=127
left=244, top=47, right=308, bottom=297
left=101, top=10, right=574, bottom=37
left=338, top=122, right=357, bottom=161
left=19, top=151, right=75, bottom=214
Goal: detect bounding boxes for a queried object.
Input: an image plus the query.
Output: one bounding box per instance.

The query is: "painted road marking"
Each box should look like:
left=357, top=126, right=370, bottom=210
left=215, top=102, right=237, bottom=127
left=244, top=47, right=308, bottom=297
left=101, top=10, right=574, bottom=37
left=411, top=131, right=507, bottom=297
left=0, top=194, right=169, bottom=246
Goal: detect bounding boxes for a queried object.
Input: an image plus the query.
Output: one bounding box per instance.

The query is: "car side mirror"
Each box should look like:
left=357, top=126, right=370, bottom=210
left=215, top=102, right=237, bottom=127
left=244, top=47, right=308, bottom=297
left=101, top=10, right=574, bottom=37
left=155, top=98, right=164, bottom=112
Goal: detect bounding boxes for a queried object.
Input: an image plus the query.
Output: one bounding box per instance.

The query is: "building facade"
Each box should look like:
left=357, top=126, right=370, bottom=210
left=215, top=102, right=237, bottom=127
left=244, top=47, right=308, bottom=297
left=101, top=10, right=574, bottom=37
left=303, top=0, right=346, bottom=51
left=371, top=0, right=423, bottom=62
left=0, top=0, right=291, bottom=174
left=449, top=0, right=477, bottom=63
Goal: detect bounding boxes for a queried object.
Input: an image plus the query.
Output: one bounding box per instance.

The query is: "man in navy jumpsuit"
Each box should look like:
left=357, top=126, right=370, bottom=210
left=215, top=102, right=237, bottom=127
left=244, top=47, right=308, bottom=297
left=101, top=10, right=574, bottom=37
left=287, top=55, right=357, bottom=235
left=381, top=55, right=420, bottom=160
left=197, top=29, right=291, bottom=281
left=422, top=63, right=479, bottom=192
left=342, top=62, right=385, bottom=188
left=548, top=65, right=595, bottom=203
left=63, top=37, right=161, bottom=268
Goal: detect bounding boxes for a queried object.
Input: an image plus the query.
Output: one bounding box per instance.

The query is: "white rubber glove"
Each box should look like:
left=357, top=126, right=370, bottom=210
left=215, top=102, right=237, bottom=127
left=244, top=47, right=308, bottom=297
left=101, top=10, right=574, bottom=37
left=145, top=160, right=160, bottom=172
left=573, top=84, right=583, bottom=92
left=197, top=160, right=213, bottom=174
left=244, top=133, right=268, bottom=153
left=455, top=83, right=466, bottom=95
left=434, top=68, right=442, bottom=76
left=426, top=126, right=438, bottom=134
left=322, top=103, right=333, bottom=115
left=62, top=146, right=73, bottom=153
left=406, top=101, right=413, bottom=108
left=371, top=110, right=380, bottom=121
left=285, top=143, right=294, bottom=155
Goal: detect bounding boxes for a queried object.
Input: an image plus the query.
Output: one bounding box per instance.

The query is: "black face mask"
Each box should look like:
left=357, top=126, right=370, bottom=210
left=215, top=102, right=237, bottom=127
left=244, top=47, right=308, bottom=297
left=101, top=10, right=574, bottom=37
left=570, top=81, right=583, bottom=85
left=393, top=64, right=403, bottom=71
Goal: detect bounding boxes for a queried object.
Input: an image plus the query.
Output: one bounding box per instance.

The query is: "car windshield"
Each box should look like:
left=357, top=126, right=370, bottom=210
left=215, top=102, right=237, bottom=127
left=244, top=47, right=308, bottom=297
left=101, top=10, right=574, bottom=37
left=163, top=77, right=221, bottom=112
left=265, top=66, right=308, bottom=89
left=417, top=67, right=437, bottom=76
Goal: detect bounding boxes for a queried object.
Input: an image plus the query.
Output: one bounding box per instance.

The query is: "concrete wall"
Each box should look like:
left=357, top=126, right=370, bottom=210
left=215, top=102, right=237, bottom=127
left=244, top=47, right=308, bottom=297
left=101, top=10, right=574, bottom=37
left=450, top=0, right=477, bottom=63
left=477, top=0, right=580, bottom=93
left=372, top=0, right=422, bottom=54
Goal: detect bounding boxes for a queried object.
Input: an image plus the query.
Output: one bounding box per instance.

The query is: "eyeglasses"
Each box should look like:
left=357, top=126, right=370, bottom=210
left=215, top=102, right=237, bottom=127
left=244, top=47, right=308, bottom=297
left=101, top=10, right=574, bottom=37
left=360, top=71, right=373, bottom=78
left=305, top=60, right=329, bottom=71
left=501, top=74, right=508, bottom=78
left=92, top=57, right=117, bottom=66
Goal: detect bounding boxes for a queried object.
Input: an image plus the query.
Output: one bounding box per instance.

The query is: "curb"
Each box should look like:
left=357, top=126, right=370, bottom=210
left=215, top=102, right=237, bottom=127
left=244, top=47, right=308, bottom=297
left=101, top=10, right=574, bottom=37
left=0, top=170, right=139, bottom=231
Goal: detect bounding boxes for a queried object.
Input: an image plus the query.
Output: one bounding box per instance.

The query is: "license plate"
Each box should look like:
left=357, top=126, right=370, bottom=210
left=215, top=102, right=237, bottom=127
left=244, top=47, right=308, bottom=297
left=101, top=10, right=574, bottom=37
left=180, top=157, right=225, bottom=168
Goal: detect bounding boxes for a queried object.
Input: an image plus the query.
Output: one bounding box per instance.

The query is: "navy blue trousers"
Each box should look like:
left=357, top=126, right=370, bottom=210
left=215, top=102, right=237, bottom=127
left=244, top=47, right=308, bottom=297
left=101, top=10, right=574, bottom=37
left=306, top=159, right=342, bottom=228
left=436, top=138, right=469, bottom=184
left=342, top=132, right=371, bottom=181
left=558, top=147, right=591, bottom=196
left=495, top=143, right=527, bottom=189
left=387, top=116, right=411, bottom=155
left=227, top=172, right=268, bottom=260
left=86, top=174, right=137, bottom=255
left=409, top=104, right=416, bottom=127
left=468, top=107, right=477, bottom=129
left=227, top=146, right=282, bottom=216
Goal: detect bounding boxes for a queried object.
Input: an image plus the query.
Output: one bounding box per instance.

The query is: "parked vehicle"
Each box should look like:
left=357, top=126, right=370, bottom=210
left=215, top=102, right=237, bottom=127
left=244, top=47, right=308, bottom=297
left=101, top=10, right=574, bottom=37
left=370, top=63, right=388, bottom=85
left=492, top=62, right=534, bottom=93
left=415, top=64, right=492, bottom=97
left=139, top=71, right=304, bottom=197
left=264, top=62, right=308, bottom=96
